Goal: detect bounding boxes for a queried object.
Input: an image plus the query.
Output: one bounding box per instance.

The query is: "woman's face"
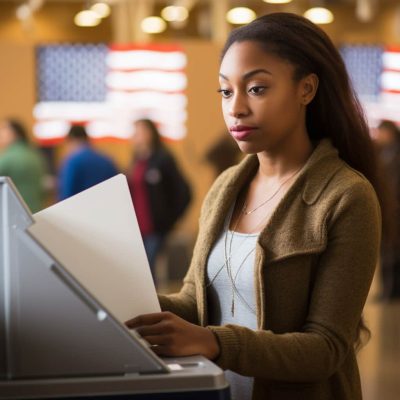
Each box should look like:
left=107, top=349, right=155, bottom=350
left=219, top=41, right=313, bottom=155
left=0, top=121, right=15, bottom=151
left=133, top=122, right=153, bottom=153
left=375, top=127, right=395, bottom=147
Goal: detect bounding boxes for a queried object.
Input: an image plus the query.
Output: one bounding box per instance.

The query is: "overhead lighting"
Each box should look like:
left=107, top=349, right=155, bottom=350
left=74, top=10, right=101, bottom=27
left=161, top=6, right=189, bottom=22
left=16, top=4, right=32, bottom=21
left=226, top=7, right=256, bottom=25
left=141, top=16, right=167, bottom=34
left=304, top=7, right=334, bottom=24
left=15, top=1, right=44, bottom=23
left=263, top=0, right=292, bottom=3
left=29, top=0, right=44, bottom=12
left=91, top=2, right=111, bottom=19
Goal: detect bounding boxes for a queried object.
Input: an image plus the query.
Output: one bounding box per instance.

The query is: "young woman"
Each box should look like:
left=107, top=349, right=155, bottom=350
left=126, top=119, right=191, bottom=277
left=126, top=13, right=382, bottom=400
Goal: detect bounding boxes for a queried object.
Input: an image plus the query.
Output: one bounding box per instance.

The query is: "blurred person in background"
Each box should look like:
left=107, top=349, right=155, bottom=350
left=205, top=134, right=242, bottom=176
left=126, top=119, right=191, bottom=279
left=58, top=124, right=118, bottom=200
left=375, top=120, right=400, bottom=299
left=0, top=118, right=46, bottom=213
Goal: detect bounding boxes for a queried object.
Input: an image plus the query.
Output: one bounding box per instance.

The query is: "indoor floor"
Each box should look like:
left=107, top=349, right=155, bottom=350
left=359, top=274, right=400, bottom=400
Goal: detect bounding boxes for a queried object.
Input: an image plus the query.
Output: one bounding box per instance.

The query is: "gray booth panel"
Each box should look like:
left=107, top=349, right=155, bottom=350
left=0, top=177, right=230, bottom=399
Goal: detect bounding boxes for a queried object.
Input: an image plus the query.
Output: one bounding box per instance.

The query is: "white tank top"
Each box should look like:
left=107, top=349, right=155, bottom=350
left=207, top=206, right=258, bottom=400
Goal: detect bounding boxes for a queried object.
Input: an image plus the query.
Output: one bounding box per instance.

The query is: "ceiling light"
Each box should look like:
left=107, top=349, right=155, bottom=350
left=263, top=0, right=292, bottom=3
left=91, top=2, right=111, bottom=19
left=74, top=10, right=101, bottom=27
left=141, top=16, right=167, bottom=34
left=28, top=0, right=44, bottom=12
left=356, top=0, right=374, bottom=22
left=226, top=7, right=256, bottom=25
left=304, top=7, right=334, bottom=24
left=16, top=4, right=32, bottom=21
left=161, top=6, right=189, bottom=22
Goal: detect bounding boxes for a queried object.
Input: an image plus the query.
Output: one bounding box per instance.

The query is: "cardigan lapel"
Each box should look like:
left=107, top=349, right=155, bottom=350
left=196, top=139, right=345, bottom=329
left=257, top=139, right=344, bottom=263
left=199, top=139, right=344, bottom=266
left=196, top=156, right=258, bottom=326
left=197, top=155, right=259, bottom=256
left=197, top=139, right=345, bottom=325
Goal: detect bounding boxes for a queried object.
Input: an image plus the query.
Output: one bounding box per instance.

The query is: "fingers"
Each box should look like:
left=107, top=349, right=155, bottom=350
left=143, top=335, right=171, bottom=346
left=140, top=334, right=175, bottom=356
left=149, top=342, right=181, bottom=357
left=150, top=343, right=196, bottom=358
left=136, top=322, right=171, bottom=337
left=124, top=311, right=195, bottom=358
left=151, top=345, right=170, bottom=356
left=125, top=311, right=172, bottom=329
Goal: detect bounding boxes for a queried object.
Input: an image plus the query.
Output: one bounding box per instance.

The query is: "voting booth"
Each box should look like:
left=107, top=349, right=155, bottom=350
left=0, top=176, right=230, bottom=399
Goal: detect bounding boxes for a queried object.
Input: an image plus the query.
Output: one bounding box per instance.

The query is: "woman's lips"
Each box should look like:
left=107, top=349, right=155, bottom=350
left=230, top=125, right=257, bottom=140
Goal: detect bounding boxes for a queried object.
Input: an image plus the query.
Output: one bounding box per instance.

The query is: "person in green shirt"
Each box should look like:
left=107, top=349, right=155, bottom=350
left=0, top=118, right=46, bottom=213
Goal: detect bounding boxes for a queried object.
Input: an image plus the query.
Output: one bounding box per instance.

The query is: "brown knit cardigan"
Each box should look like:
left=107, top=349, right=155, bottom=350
left=159, top=139, right=381, bottom=400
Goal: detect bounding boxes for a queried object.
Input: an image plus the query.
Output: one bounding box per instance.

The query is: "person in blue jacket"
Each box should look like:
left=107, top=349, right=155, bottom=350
left=58, top=125, right=118, bottom=200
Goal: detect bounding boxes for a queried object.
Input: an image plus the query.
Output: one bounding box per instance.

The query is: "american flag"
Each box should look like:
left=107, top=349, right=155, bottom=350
left=33, top=43, right=187, bottom=145
left=341, top=45, right=400, bottom=127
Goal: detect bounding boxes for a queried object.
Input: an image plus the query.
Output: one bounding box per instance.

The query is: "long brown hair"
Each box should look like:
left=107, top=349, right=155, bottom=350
left=222, top=12, right=388, bottom=349
left=135, top=119, right=163, bottom=151
left=6, top=118, right=29, bottom=143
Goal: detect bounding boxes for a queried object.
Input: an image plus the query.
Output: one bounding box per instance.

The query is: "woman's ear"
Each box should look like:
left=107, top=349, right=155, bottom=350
left=300, top=73, right=319, bottom=105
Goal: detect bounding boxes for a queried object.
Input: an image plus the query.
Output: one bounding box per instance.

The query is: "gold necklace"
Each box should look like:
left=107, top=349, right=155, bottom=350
left=209, top=164, right=304, bottom=317
left=241, top=166, right=303, bottom=215
left=223, top=207, right=270, bottom=317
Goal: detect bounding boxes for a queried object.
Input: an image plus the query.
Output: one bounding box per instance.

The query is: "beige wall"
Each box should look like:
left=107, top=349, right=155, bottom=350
left=323, top=1, right=400, bottom=45
left=172, top=40, right=226, bottom=233
left=0, top=2, right=112, bottom=43
left=0, top=43, right=35, bottom=130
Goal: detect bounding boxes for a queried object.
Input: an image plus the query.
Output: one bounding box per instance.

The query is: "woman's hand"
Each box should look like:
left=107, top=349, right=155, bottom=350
left=125, top=311, right=220, bottom=360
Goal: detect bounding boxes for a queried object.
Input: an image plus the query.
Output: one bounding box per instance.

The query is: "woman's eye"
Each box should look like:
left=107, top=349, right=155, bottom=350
left=217, top=89, right=232, bottom=98
left=248, top=86, right=266, bottom=95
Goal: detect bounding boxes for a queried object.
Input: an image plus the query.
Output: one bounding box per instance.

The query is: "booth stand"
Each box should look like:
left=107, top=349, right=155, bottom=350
left=0, top=177, right=230, bottom=400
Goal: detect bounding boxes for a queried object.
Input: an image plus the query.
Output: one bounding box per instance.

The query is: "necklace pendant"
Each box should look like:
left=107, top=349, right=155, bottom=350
left=231, top=297, right=235, bottom=317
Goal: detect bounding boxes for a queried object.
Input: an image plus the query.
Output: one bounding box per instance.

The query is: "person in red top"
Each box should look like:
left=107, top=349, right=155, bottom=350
left=126, top=119, right=191, bottom=280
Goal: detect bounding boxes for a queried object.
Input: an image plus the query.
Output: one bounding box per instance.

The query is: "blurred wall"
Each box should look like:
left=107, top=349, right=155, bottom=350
left=0, top=43, right=35, bottom=130
left=323, top=2, right=400, bottom=44
left=0, top=2, right=225, bottom=237
left=0, top=1, right=112, bottom=43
